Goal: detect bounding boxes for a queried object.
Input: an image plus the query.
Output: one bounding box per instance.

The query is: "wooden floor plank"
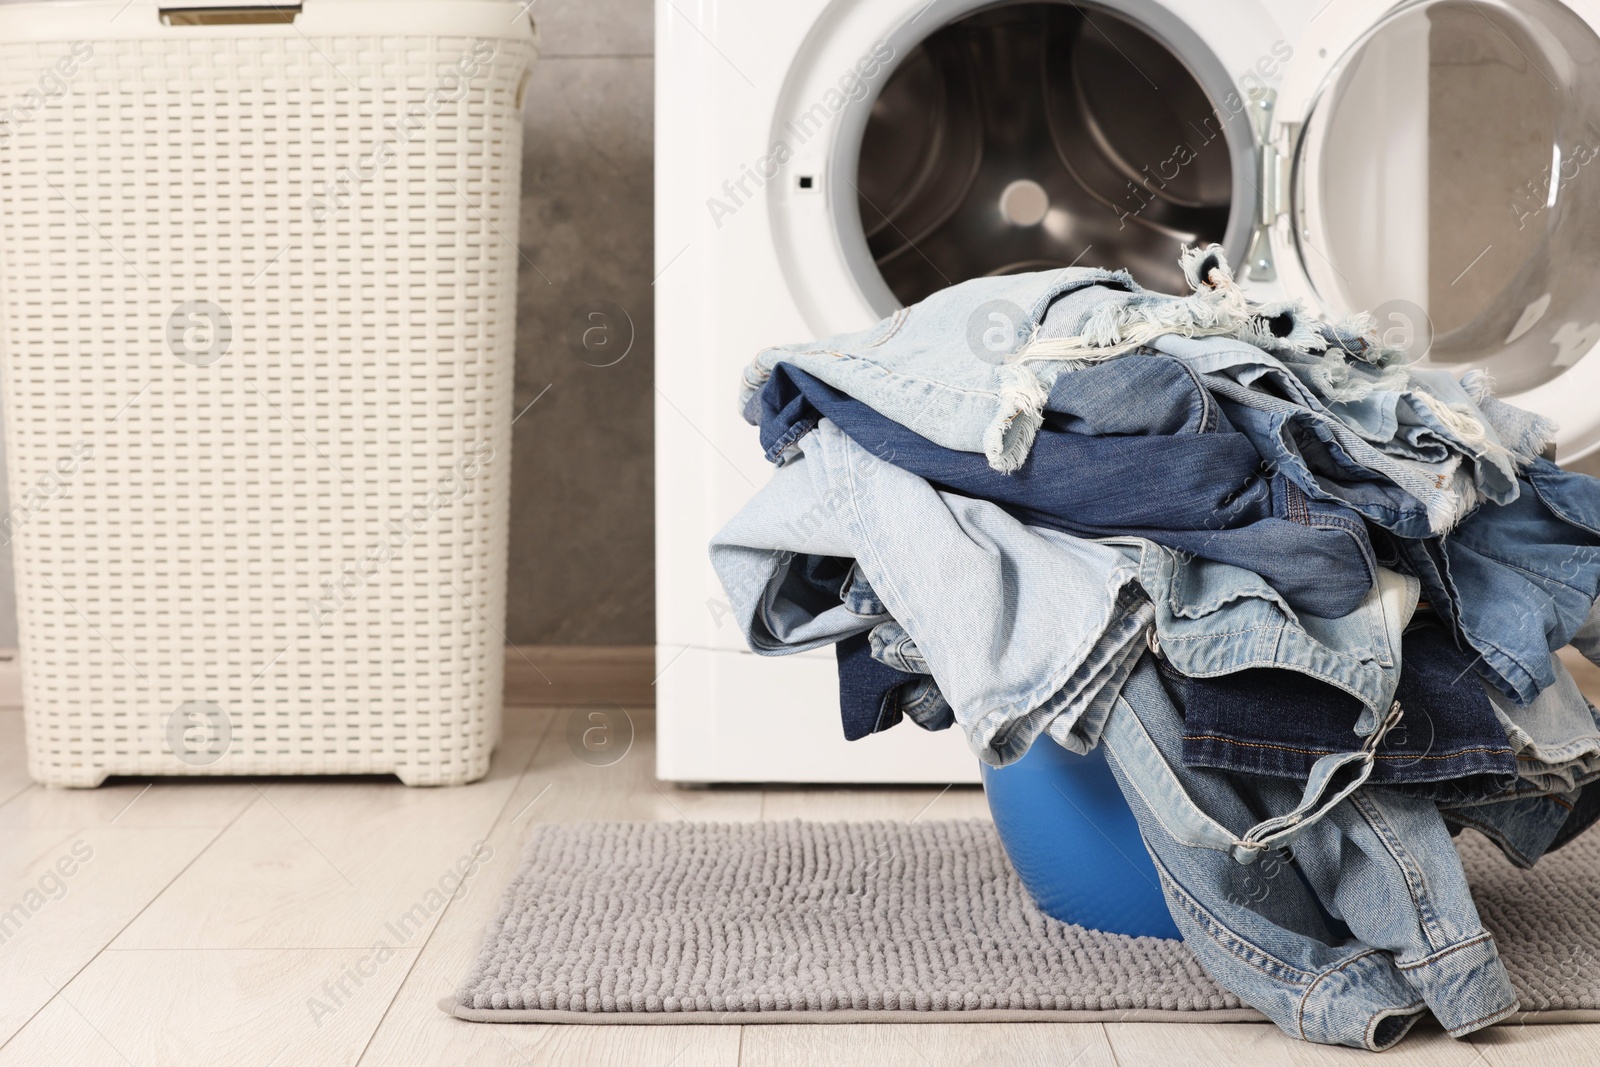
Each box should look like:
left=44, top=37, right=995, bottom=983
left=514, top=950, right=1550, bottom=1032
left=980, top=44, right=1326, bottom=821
left=1468, top=1020, right=1600, bottom=1066
left=739, top=1022, right=1116, bottom=1067
left=0, top=779, right=257, bottom=829
left=1102, top=1020, right=1483, bottom=1065
left=108, top=736, right=542, bottom=951
left=0, top=948, right=419, bottom=1067
left=357, top=706, right=759, bottom=1066
left=0, top=823, right=231, bottom=1045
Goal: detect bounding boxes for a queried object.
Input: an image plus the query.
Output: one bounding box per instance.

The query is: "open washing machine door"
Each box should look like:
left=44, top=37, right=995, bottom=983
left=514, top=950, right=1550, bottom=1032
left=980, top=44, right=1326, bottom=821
left=1261, top=0, right=1600, bottom=462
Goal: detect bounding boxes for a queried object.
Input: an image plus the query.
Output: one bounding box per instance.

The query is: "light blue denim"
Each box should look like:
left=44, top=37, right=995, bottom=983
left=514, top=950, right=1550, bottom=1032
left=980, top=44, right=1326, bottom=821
left=1401, top=458, right=1600, bottom=705
left=1034, top=259, right=1548, bottom=508
left=865, top=544, right=1421, bottom=846
left=739, top=267, right=1138, bottom=473
left=1482, top=652, right=1600, bottom=796
left=1124, top=543, right=1416, bottom=723
left=739, top=255, right=1547, bottom=539
left=1102, top=655, right=1518, bottom=1050
left=709, top=419, right=1153, bottom=765
left=1429, top=652, right=1600, bottom=866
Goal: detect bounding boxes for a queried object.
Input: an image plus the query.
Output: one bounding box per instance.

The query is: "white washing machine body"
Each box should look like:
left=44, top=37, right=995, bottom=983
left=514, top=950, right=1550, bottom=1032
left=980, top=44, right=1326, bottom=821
left=655, top=0, right=1600, bottom=783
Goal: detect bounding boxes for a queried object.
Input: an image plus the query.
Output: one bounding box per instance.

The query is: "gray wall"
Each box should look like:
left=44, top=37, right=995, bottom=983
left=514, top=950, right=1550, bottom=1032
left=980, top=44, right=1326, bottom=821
left=0, top=3, right=656, bottom=650
left=506, top=2, right=655, bottom=644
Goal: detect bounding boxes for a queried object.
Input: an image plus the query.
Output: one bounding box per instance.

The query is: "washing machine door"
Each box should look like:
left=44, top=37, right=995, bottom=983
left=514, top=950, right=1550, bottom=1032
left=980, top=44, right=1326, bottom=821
left=1268, top=0, right=1600, bottom=461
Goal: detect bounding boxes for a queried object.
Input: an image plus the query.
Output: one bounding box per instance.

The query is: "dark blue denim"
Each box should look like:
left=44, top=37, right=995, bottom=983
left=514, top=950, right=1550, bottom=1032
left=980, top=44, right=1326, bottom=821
left=1212, top=392, right=1448, bottom=542
left=1440, top=788, right=1598, bottom=869
left=1039, top=351, right=1225, bottom=436
left=1551, top=779, right=1600, bottom=851
left=1176, top=621, right=1517, bottom=802
left=758, top=362, right=1377, bottom=619
left=1397, top=458, right=1600, bottom=704
left=834, top=630, right=953, bottom=740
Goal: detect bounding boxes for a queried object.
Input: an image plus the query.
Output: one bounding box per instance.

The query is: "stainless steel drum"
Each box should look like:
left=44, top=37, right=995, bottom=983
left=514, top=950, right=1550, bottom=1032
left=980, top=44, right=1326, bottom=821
left=856, top=2, right=1235, bottom=301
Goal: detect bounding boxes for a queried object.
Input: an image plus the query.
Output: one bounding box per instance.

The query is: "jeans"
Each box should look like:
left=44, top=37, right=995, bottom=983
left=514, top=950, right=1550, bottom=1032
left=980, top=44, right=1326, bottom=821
left=1177, top=619, right=1518, bottom=802
left=1101, top=656, right=1518, bottom=1049
left=835, top=628, right=952, bottom=740
left=1399, top=458, right=1600, bottom=704
left=739, top=248, right=1546, bottom=491
left=756, top=361, right=1377, bottom=618
left=1125, top=543, right=1416, bottom=722
left=740, top=266, right=1140, bottom=472
left=710, top=418, right=1152, bottom=765
left=1201, top=375, right=1476, bottom=540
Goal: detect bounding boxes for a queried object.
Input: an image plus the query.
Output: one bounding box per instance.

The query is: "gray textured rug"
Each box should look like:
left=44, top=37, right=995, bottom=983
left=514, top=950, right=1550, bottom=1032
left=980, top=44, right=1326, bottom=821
left=442, top=819, right=1600, bottom=1024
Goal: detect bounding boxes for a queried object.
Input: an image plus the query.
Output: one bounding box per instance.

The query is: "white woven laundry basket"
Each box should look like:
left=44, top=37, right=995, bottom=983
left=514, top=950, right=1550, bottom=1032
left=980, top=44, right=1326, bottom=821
left=0, top=0, right=536, bottom=786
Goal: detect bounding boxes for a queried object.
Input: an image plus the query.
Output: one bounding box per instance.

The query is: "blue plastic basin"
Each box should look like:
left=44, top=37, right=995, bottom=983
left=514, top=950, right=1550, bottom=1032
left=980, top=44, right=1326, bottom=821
left=981, top=739, right=1181, bottom=940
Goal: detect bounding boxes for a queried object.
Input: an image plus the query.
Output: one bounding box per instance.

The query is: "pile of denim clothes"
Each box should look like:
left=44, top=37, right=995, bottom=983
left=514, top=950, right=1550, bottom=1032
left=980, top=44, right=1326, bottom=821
left=709, top=247, right=1600, bottom=1051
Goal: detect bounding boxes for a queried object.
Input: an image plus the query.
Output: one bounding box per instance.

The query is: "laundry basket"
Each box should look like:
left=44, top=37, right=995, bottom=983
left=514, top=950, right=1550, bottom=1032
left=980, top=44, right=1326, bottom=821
left=0, top=0, right=537, bottom=786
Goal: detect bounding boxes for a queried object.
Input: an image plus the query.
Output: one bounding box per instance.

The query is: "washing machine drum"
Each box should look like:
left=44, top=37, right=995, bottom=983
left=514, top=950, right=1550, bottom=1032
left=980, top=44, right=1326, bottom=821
left=849, top=0, right=1600, bottom=453
left=856, top=2, right=1236, bottom=301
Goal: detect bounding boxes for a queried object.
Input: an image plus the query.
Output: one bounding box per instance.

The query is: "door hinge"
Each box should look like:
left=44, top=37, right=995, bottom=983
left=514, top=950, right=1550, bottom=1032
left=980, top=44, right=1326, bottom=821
left=1244, top=89, right=1295, bottom=285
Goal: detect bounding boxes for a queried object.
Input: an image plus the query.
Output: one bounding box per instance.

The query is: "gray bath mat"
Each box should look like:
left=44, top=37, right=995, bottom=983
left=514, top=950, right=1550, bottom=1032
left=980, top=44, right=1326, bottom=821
left=442, top=819, right=1600, bottom=1024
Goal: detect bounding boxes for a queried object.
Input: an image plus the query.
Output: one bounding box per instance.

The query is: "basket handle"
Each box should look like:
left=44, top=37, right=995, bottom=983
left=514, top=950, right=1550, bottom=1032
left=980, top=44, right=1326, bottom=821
left=159, top=3, right=301, bottom=25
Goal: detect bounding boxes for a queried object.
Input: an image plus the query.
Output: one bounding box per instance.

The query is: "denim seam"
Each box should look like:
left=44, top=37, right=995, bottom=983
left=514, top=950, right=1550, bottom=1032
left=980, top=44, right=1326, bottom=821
left=1295, top=951, right=1416, bottom=1044
left=1145, top=850, right=1316, bottom=985
left=1445, top=1000, right=1520, bottom=1038
left=1158, top=628, right=1386, bottom=710
left=1529, top=468, right=1600, bottom=536
left=863, top=308, right=909, bottom=348
left=1183, top=735, right=1514, bottom=761
left=1473, top=637, right=1541, bottom=704
left=1392, top=931, right=1496, bottom=972
left=902, top=689, right=941, bottom=720
left=1349, top=792, right=1449, bottom=952
left=1364, top=1004, right=1427, bottom=1050
left=1168, top=356, right=1217, bottom=433
left=1515, top=743, right=1600, bottom=763
left=763, top=418, right=817, bottom=465
left=1104, top=703, right=1243, bottom=855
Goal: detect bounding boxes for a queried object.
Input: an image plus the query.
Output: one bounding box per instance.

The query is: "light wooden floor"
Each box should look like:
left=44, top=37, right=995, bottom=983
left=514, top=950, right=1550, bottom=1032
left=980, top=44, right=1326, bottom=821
left=0, top=696, right=1596, bottom=1065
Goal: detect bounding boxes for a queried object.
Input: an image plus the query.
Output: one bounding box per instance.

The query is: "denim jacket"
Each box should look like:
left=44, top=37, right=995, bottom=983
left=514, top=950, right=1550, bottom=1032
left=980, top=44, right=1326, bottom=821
left=1101, top=656, right=1518, bottom=1050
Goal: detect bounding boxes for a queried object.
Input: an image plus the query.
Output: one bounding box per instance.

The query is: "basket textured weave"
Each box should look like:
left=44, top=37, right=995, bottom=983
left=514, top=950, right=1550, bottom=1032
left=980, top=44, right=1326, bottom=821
left=0, top=13, right=536, bottom=785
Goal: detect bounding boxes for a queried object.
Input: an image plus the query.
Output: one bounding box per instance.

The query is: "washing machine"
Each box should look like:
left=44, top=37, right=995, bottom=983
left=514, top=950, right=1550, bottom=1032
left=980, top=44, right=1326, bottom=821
left=655, top=0, right=1600, bottom=783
